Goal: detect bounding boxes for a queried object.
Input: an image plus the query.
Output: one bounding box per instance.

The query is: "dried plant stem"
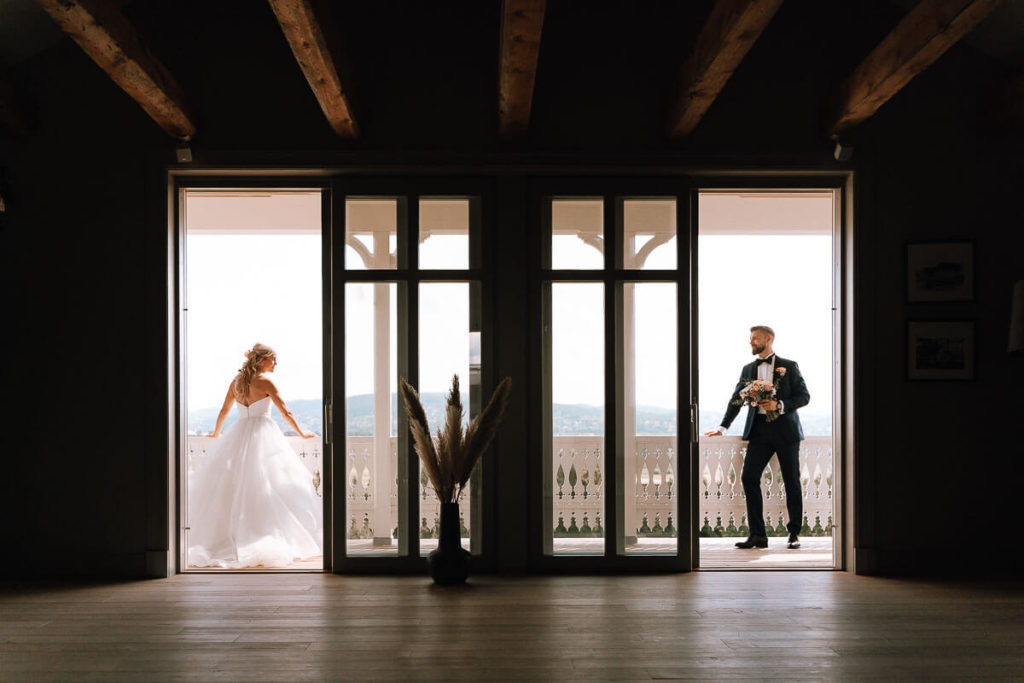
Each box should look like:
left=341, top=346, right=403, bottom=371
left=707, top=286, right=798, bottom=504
left=400, top=375, right=512, bottom=504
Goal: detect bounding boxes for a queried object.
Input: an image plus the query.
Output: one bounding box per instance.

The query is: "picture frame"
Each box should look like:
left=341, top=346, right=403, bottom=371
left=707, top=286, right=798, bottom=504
left=907, top=321, right=975, bottom=380
left=905, top=241, right=974, bottom=302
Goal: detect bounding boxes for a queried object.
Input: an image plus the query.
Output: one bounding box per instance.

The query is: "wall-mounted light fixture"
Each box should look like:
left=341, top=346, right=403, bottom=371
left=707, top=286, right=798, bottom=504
left=1010, top=280, right=1024, bottom=356
left=175, top=142, right=193, bottom=164
left=831, top=135, right=853, bottom=162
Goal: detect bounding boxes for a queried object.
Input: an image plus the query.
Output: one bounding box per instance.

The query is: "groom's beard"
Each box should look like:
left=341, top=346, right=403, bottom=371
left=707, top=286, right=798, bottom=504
left=751, top=343, right=766, bottom=355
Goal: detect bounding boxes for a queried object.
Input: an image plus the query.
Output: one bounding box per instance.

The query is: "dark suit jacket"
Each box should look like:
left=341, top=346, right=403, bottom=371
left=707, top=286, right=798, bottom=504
left=720, top=356, right=810, bottom=441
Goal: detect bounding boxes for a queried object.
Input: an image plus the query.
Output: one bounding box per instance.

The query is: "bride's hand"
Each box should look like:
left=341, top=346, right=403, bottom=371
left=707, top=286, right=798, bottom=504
left=206, top=433, right=220, bottom=438
left=301, top=432, right=316, bottom=439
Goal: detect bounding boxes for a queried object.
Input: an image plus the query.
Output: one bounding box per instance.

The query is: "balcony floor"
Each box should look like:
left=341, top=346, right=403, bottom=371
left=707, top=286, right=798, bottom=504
left=699, top=536, right=833, bottom=569
left=185, top=537, right=834, bottom=569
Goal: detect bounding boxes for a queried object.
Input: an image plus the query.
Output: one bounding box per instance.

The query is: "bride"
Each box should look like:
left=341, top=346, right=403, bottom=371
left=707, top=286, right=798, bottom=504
left=187, top=343, right=323, bottom=568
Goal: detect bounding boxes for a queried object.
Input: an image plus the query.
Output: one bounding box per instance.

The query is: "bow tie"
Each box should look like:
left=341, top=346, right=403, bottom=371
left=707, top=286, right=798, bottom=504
left=756, top=356, right=774, bottom=365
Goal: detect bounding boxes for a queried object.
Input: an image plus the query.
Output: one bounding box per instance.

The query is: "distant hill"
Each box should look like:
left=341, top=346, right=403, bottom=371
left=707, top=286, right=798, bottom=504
left=187, top=395, right=832, bottom=437
left=187, top=399, right=324, bottom=436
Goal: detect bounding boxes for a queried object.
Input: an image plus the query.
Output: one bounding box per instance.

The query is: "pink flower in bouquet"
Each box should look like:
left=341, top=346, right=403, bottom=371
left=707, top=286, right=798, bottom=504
left=733, top=376, right=781, bottom=422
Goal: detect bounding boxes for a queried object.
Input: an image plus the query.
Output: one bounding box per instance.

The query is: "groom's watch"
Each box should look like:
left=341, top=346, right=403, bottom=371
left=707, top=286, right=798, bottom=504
left=777, top=401, right=784, bottom=414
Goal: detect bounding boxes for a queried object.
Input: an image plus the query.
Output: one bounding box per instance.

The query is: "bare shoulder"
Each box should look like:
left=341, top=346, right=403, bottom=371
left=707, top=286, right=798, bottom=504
left=251, top=375, right=278, bottom=393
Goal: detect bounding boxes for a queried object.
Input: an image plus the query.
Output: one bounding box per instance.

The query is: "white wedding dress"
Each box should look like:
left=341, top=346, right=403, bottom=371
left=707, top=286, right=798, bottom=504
left=187, top=396, right=322, bottom=568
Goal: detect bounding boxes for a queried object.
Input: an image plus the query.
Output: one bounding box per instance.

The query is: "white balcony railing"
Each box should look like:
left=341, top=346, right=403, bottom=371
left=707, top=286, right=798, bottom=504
left=185, top=433, right=834, bottom=546
left=698, top=435, right=834, bottom=538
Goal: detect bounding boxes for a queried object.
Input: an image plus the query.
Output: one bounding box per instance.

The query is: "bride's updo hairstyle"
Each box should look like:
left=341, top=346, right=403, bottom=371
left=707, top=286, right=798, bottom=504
left=232, top=343, right=276, bottom=398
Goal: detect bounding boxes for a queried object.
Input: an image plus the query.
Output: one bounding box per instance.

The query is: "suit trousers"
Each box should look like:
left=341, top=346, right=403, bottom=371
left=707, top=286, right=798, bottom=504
left=741, top=415, right=803, bottom=537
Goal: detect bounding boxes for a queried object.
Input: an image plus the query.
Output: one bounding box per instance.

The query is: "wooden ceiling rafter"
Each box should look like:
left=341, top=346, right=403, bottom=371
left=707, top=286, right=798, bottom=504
left=34, top=0, right=196, bottom=140
left=667, top=0, right=784, bottom=140
left=498, top=0, right=546, bottom=139
left=268, top=0, right=359, bottom=139
left=827, top=0, right=1003, bottom=137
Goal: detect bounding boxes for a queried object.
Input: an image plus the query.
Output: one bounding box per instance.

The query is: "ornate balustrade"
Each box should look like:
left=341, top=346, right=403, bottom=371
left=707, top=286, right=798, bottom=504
left=187, top=433, right=834, bottom=545
left=698, top=435, right=834, bottom=538
left=552, top=436, right=605, bottom=537
left=345, top=436, right=462, bottom=545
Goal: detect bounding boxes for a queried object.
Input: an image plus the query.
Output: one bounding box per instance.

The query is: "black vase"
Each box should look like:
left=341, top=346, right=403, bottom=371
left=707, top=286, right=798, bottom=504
left=427, top=502, right=470, bottom=585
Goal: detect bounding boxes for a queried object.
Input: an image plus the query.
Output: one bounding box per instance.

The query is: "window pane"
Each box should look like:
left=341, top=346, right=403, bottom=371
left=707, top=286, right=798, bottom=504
left=548, top=282, right=604, bottom=556
left=346, top=199, right=397, bottom=270
left=418, top=283, right=477, bottom=555
left=345, top=282, right=401, bottom=556
left=623, top=199, right=676, bottom=270
left=622, top=283, right=677, bottom=556
left=420, top=198, right=469, bottom=269
left=551, top=199, right=603, bottom=269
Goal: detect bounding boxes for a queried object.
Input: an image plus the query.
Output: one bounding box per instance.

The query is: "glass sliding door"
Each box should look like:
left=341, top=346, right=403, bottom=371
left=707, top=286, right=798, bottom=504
left=343, top=199, right=401, bottom=556
left=335, top=185, right=489, bottom=570
left=416, top=198, right=482, bottom=556
left=539, top=187, right=687, bottom=569
left=620, top=199, right=679, bottom=557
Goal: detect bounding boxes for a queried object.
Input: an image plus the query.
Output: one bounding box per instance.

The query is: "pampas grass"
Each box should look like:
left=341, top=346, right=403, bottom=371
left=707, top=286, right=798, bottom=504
left=400, top=374, right=511, bottom=504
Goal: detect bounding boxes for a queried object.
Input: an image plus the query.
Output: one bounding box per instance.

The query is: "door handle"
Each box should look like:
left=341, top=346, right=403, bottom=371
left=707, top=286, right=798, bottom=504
left=324, top=400, right=333, bottom=446
left=690, top=403, right=698, bottom=445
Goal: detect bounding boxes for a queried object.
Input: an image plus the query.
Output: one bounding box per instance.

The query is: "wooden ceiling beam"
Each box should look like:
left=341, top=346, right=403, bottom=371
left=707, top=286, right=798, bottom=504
left=828, top=0, right=1002, bottom=137
left=498, top=0, right=546, bottom=139
left=34, top=0, right=196, bottom=139
left=667, top=0, right=784, bottom=140
left=268, top=0, right=359, bottom=139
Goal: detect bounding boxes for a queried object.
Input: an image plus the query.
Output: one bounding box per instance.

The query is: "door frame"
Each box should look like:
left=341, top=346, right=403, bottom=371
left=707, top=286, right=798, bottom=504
left=170, top=173, right=334, bottom=573
left=162, top=167, right=855, bottom=575
left=689, top=173, right=850, bottom=571
left=330, top=174, right=498, bottom=575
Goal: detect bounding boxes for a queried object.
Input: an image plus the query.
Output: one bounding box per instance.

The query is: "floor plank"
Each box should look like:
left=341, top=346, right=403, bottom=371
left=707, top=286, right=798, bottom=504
left=1, top=573, right=1021, bottom=681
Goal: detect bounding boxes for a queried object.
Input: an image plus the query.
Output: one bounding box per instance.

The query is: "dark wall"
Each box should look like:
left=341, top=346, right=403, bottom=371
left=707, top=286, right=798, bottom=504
left=1, top=0, right=1021, bottom=577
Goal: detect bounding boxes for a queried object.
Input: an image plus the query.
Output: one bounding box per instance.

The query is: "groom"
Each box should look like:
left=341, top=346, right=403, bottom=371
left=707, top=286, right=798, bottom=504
left=705, top=325, right=810, bottom=549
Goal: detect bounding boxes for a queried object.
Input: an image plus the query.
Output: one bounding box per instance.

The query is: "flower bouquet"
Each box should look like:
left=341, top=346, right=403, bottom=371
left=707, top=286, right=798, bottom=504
left=732, top=376, right=779, bottom=422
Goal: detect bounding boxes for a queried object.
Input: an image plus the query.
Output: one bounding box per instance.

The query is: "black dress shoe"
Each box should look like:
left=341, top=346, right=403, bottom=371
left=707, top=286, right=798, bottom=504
left=787, top=533, right=800, bottom=549
left=735, top=536, right=768, bottom=549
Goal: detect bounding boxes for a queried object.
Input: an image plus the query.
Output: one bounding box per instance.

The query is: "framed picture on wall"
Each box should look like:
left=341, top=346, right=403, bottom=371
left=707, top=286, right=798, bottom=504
left=906, top=241, right=974, bottom=302
left=907, top=321, right=975, bottom=380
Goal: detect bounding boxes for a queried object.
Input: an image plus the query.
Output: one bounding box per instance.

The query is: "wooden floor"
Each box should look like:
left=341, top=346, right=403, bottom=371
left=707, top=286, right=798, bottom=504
left=2, top=573, right=1022, bottom=681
